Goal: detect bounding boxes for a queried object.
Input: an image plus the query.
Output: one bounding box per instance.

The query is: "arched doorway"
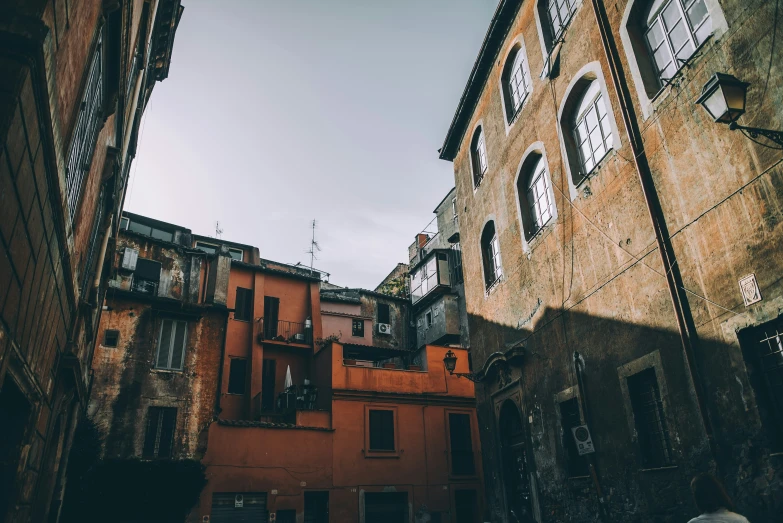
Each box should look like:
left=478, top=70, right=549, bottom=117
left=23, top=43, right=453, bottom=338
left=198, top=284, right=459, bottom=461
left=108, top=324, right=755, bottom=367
left=499, top=400, right=535, bottom=522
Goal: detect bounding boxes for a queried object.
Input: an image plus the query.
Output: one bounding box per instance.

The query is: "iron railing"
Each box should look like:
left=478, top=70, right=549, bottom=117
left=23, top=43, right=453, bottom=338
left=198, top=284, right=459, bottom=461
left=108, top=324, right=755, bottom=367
left=258, top=318, right=312, bottom=345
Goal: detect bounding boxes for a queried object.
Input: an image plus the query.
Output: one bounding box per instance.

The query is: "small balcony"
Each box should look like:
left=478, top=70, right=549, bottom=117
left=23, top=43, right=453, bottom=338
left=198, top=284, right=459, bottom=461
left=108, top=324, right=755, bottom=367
left=410, top=251, right=452, bottom=305
left=256, top=318, right=312, bottom=346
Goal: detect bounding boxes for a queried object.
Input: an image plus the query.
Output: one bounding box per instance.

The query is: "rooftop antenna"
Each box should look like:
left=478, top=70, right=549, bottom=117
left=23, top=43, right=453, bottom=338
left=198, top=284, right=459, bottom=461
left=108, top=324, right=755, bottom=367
left=215, top=221, right=223, bottom=239
left=306, top=219, right=321, bottom=275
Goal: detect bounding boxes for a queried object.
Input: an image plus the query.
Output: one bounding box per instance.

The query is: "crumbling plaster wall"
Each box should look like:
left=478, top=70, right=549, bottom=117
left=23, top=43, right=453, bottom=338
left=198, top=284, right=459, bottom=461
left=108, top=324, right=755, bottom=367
left=451, top=0, right=782, bottom=520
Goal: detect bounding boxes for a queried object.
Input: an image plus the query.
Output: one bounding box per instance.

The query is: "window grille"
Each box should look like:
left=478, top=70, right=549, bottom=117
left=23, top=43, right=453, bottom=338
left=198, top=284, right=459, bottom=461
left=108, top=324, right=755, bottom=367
left=449, top=413, right=475, bottom=475
left=234, top=287, right=253, bottom=321
left=627, top=368, right=673, bottom=468
left=65, top=36, right=104, bottom=220
left=753, top=324, right=783, bottom=446
left=559, top=398, right=589, bottom=476
left=574, top=82, right=614, bottom=175
left=143, top=407, right=176, bottom=458
left=645, top=0, right=711, bottom=83
left=547, top=0, right=579, bottom=42
left=155, top=319, right=187, bottom=371
left=368, top=410, right=395, bottom=451
left=227, top=358, right=247, bottom=395
left=527, top=158, right=553, bottom=233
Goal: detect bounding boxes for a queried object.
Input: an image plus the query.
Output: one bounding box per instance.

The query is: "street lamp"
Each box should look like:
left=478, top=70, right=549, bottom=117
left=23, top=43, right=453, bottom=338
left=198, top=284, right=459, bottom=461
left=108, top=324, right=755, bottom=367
left=696, top=73, right=783, bottom=149
left=443, top=349, right=481, bottom=383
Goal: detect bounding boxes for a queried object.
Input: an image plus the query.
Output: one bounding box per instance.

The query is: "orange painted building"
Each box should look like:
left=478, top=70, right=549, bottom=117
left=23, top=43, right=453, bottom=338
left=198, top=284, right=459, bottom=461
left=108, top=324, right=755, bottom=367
left=89, top=212, right=484, bottom=522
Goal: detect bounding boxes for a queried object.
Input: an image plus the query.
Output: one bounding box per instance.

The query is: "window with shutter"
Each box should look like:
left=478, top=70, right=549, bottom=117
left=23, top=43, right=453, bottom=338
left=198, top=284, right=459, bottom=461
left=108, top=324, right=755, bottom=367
left=448, top=413, right=475, bottom=475
left=228, top=358, right=247, bottom=395
left=263, top=296, right=280, bottom=338
left=155, top=319, right=188, bottom=371
left=143, top=407, right=176, bottom=459
left=368, top=409, right=395, bottom=451
left=234, top=287, right=253, bottom=321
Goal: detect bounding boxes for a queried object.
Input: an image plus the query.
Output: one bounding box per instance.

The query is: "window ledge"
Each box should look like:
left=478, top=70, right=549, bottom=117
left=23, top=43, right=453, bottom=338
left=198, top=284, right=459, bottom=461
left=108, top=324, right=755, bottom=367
left=364, top=450, right=400, bottom=459
left=150, top=368, right=184, bottom=375
left=232, top=318, right=251, bottom=323
left=575, top=149, right=616, bottom=190
left=639, top=465, right=678, bottom=473
left=768, top=452, right=783, bottom=458
left=567, top=475, right=591, bottom=481
left=484, top=277, right=503, bottom=297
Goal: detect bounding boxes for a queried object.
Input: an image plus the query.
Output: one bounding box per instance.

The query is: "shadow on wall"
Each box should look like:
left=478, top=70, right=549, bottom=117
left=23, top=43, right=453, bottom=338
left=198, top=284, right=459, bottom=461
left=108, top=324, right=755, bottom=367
left=466, top=307, right=782, bottom=523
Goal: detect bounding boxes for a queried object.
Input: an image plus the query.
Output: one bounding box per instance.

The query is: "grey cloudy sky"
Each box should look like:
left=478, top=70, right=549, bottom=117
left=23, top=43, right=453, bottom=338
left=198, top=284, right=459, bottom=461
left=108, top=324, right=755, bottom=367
left=127, top=0, right=497, bottom=289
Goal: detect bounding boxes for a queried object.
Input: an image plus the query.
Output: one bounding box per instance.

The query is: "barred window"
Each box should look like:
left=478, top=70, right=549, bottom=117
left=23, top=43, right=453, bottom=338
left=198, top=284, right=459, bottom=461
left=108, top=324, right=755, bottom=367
left=573, top=81, right=614, bottom=175
left=65, top=36, right=104, bottom=220
left=645, top=0, right=711, bottom=84
left=627, top=368, right=673, bottom=468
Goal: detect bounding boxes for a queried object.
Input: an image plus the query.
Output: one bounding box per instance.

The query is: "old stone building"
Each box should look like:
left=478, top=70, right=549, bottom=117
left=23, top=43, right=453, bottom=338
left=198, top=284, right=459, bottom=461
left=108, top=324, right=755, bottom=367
left=439, top=0, right=782, bottom=521
left=0, top=2, right=182, bottom=522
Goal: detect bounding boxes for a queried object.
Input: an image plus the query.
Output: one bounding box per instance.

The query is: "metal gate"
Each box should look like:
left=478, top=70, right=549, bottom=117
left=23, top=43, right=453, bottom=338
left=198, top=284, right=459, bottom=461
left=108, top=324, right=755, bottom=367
left=210, top=493, right=268, bottom=523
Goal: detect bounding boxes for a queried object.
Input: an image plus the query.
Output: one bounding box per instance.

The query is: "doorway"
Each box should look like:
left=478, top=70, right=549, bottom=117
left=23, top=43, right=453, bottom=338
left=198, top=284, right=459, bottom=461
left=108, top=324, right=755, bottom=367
left=364, top=492, right=407, bottom=523
left=499, top=400, right=536, bottom=522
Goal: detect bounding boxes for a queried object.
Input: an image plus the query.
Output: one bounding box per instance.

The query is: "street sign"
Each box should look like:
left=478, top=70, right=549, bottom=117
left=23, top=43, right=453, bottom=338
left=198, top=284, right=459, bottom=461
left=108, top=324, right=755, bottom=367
left=571, top=425, right=595, bottom=455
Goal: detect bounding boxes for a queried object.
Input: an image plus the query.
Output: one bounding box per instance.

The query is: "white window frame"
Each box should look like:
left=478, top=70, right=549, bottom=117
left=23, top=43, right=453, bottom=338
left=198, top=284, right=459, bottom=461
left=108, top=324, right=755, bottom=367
left=481, top=222, right=503, bottom=291
left=573, top=81, right=614, bottom=176
left=155, top=319, right=188, bottom=371
left=644, top=0, right=712, bottom=84
left=527, top=158, right=554, bottom=233
left=471, top=127, right=488, bottom=189
left=546, top=0, right=580, bottom=42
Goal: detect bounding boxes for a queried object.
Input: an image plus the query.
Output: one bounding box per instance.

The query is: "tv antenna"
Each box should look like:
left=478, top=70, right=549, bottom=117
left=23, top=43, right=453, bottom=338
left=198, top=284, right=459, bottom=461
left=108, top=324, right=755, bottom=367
left=215, top=221, right=223, bottom=239
left=306, top=219, right=321, bottom=274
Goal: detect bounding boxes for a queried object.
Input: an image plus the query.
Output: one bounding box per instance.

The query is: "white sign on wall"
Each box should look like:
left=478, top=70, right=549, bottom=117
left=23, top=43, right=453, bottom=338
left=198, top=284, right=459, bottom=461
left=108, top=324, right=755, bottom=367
left=739, top=274, right=762, bottom=307
left=571, top=425, right=595, bottom=456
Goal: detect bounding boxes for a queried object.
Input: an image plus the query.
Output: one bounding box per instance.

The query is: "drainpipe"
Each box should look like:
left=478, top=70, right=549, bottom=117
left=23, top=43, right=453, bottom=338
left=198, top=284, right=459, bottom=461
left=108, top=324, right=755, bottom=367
left=587, top=0, right=718, bottom=464
left=574, top=352, right=608, bottom=521
left=91, top=216, right=114, bottom=295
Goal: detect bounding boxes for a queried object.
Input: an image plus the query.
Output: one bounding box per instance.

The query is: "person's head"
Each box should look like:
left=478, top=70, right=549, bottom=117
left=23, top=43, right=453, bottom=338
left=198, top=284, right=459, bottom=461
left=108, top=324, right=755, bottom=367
left=691, top=473, right=735, bottom=514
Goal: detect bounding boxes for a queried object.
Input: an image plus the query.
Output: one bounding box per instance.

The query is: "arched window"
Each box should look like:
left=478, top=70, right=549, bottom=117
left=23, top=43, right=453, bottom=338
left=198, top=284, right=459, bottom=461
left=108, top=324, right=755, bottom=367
left=480, top=221, right=502, bottom=289
left=573, top=80, right=614, bottom=175
left=470, top=127, right=488, bottom=188
left=643, top=0, right=711, bottom=84
left=517, top=154, right=555, bottom=240
left=502, top=44, right=532, bottom=123
left=545, top=0, right=580, bottom=43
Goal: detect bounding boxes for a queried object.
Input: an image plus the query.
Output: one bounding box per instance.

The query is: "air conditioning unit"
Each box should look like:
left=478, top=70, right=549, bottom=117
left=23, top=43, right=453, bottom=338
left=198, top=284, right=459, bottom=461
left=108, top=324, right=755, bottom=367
left=377, top=323, right=391, bottom=334
left=293, top=333, right=306, bottom=341
left=121, top=247, right=138, bottom=270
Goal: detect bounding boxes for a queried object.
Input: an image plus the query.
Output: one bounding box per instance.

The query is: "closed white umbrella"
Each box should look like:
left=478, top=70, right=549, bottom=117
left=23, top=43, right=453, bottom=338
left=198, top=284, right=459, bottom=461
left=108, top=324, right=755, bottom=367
left=284, top=365, right=293, bottom=390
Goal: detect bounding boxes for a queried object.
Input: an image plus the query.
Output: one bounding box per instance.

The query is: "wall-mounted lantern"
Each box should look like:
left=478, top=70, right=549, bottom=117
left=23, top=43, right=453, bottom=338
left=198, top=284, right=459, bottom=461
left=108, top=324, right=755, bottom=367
left=696, top=73, right=783, bottom=149
left=443, top=349, right=481, bottom=382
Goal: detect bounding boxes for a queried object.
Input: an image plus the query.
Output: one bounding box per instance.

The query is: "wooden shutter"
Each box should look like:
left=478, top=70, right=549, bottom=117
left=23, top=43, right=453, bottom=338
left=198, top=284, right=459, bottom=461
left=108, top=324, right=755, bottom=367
left=156, top=320, right=173, bottom=368
left=235, top=288, right=253, bottom=321
left=170, top=320, right=187, bottom=370
left=142, top=407, right=161, bottom=458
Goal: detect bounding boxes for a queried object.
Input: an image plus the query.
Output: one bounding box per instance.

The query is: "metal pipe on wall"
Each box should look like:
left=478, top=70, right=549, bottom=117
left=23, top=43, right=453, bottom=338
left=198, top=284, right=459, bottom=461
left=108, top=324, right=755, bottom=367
left=587, top=0, right=718, bottom=465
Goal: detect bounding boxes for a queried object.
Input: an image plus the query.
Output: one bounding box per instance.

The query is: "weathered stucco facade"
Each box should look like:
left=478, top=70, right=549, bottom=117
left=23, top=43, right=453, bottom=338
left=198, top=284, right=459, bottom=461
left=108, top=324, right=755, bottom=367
left=440, top=0, right=783, bottom=521
left=0, top=2, right=182, bottom=521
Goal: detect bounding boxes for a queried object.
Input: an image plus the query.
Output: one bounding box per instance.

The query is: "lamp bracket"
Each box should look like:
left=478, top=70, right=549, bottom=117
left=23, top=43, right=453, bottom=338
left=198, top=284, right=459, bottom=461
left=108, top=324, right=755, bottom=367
left=729, top=122, right=783, bottom=149
left=450, top=371, right=483, bottom=383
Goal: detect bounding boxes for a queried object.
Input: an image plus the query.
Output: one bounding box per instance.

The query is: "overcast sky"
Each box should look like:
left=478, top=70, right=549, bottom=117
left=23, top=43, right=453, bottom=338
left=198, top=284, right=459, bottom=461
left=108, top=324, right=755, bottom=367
left=127, top=0, right=498, bottom=289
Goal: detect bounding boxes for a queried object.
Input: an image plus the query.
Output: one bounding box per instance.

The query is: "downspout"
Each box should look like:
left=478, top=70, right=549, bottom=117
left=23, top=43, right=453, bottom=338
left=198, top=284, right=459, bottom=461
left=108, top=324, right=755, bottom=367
left=91, top=216, right=113, bottom=293
left=574, top=352, right=608, bottom=521
left=214, top=308, right=228, bottom=418
left=587, top=0, right=718, bottom=463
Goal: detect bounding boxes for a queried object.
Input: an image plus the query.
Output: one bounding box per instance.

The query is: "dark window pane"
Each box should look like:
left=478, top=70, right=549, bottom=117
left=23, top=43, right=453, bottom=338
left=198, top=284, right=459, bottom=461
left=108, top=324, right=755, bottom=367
left=369, top=410, right=395, bottom=451
left=127, top=221, right=152, bottom=237
left=143, top=407, right=176, bottom=459
left=378, top=303, right=390, bottom=325
left=103, top=329, right=119, bottom=347
left=262, top=359, right=276, bottom=411
left=158, top=408, right=177, bottom=458
left=235, top=288, right=253, bottom=321
left=264, top=297, right=280, bottom=338
left=628, top=368, right=673, bottom=468
left=135, top=258, right=161, bottom=282
left=559, top=398, right=589, bottom=476
left=228, top=359, right=247, bottom=395
left=353, top=319, right=364, bottom=337
left=150, top=228, right=173, bottom=242
left=170, top=321, right=187, bottom=371
left=156, top=320, right=173, bottom=369
left=449, top=413, right=475, bottom=475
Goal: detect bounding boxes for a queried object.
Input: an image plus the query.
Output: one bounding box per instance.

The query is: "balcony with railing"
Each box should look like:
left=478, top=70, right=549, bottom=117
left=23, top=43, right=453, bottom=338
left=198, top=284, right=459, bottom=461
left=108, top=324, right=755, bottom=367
left=256, top=318, right=313, bottom=346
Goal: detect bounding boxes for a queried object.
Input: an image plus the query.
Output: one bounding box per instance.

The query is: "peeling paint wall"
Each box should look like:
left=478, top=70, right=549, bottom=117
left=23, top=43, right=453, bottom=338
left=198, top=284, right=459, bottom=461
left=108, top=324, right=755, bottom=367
left=446, top=0, right=783, bottom=521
